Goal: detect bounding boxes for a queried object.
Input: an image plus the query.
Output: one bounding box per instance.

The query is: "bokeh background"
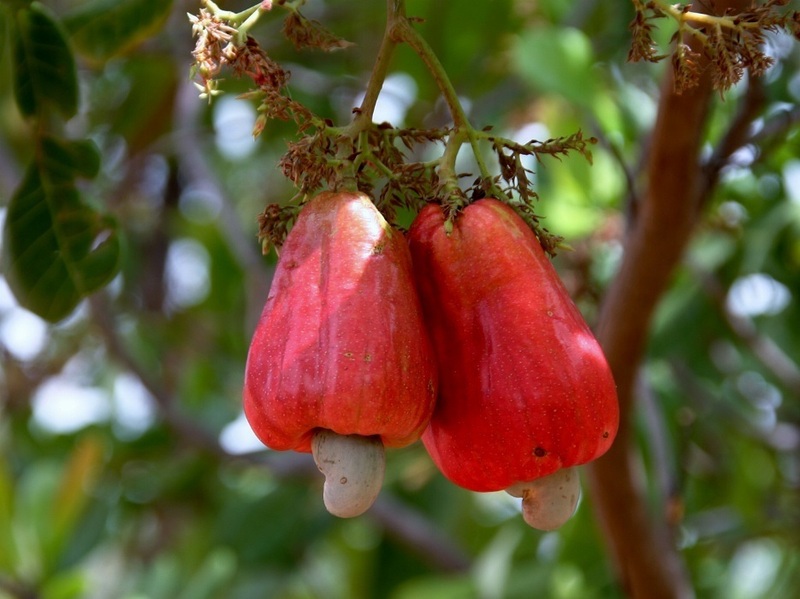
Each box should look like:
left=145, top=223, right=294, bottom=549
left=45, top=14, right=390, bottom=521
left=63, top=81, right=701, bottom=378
left=1, top=1, right=799, bottom=597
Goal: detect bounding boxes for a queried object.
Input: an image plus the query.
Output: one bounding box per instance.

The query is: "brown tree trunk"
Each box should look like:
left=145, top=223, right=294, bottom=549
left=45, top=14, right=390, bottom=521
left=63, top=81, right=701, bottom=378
left=586, top=2, right=749, bottom=597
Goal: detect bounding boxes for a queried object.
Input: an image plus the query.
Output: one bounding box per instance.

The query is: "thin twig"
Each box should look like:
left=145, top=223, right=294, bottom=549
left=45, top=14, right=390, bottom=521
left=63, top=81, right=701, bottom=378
left=391, top=16, right=494, bottom=189
left=669, top=358, right=800, bottom=461
left=370, top=495, right=471, bottom=572
left=345, top=0, right=400, bottom=136
left=700, top=78, right=766, bottom=202
left=636, top=371, right=680, bottom=521
left=172, top=77, right=273, bottom=331
left=88, top=293, right=226, bottom=457
left=587, top=113, right=642, bottom=218
left=749, top=103, right=800, bottom=159
left=688, top=261, right=800, bottom=395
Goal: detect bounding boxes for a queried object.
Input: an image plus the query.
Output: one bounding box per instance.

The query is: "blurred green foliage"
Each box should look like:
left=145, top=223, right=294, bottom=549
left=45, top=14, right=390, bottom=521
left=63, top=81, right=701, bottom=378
left=0, top=0, right=799, bottom=598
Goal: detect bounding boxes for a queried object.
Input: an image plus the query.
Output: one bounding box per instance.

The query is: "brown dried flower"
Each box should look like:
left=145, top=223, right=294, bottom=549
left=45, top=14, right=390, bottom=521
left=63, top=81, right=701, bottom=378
left=627, top=0, right=799, bottom=93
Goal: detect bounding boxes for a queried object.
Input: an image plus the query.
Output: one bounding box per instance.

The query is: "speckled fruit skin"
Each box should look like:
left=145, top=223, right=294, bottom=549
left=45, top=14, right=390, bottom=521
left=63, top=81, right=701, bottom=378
left=244, top=191, right=437, bottom=453
left=407, top=199, right=619, bottom=492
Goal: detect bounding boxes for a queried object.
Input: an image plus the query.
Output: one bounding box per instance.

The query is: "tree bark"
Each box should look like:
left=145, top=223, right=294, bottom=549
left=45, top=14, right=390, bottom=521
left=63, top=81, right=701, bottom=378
left=586, top=2, right=749, bottom=596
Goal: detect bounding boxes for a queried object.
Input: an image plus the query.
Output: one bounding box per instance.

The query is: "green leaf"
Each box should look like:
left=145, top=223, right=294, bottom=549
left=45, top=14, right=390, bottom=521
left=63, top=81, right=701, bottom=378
left=13, top=2, right=78, bottom=119
left=42, top=136, right=102, bottom=179
left=41, top=571, right=87, bottom=599
left=392, top=575, right=476, bottom=599
left=2, top=136, right=121, bottom=322
left=176, top=548, right=237, bottom=599
left=64, top=0, right=174, bottom=63
left=513, top=26, right=599, bottom=108
left=49, top=434, right=104, bottom=561
left=0, top=455, right=18, bottom=573
left=0, top=8, right=8, bottom=66
left=109, top=55, right=178, bottom=154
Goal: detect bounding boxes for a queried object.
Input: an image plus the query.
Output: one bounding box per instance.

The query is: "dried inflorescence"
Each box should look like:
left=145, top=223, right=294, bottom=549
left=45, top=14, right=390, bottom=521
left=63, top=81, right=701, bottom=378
left=491, top=130, right=596, bottom=201
left=282, top=11, right=355, bottom=51
left=189, top=4, right=318, bottom=131
left=189, top=2, right=594, bottom=256
left=672, top=41, right=703, bottom=92
left=628, top=0, right=800, bottom=93
left=628, top=2, right=667, bottom=63
left=257, top=203, right=299, bottom=254
left=278, top=124, right=449, bottom=234
left=189, top=8, right=241, bottom=101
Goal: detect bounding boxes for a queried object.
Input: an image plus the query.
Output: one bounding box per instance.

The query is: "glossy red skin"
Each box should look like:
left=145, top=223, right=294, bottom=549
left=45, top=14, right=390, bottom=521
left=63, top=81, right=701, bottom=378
left=244, top=191, right=437, bottom=453
left=408, top=199, right=618, bottom=492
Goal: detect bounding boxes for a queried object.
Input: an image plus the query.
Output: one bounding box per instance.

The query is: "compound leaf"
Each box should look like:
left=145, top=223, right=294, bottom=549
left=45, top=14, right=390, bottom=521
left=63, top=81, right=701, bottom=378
left=2, top=137, right=120, bottom=322
left=13, top=2, right=78, bottom=119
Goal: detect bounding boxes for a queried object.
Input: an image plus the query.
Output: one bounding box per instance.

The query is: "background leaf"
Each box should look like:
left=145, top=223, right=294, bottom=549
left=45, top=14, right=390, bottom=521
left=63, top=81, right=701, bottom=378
left=0, top=7, right=8, bottom=66
left=107, top=54, right=178, bottom=154
left=12, top=1, right=78, bottom=119
left=64, top=0, right=175, bottom=64
left=1, top=136, right=120, bottom=322
left=0, top=455, right=18, bottom=573
left=48, top=434, right=105, bottom=565
left=513, top=26, right=600, bottom=108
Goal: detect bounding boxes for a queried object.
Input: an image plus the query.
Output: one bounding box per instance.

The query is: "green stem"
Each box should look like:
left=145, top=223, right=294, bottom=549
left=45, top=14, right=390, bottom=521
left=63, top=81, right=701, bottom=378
left=437, top=129, right=466, bottom=198
left=390, top=17, right=493, bottom=190
left=203, top=0, right=268, bottom=43
left=238, top=6, right=265, bottom=39
left=352, top=131, right=395, bottom=180
left=337, top=0, right=402, bottom=189
left=345, top=0, right=402, bottom=136
left=203, top=0, right=261, bottom=25
left=367, top=151, right=397, bottom=180
left=391, top=20, right=468, bottom=128
left=650, top=0, right=761, bottom=33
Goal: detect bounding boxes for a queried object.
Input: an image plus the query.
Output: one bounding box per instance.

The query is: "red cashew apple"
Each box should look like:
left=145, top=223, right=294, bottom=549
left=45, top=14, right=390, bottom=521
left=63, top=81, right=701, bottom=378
left=408, top=199, right=619, bottom=530
left=244, top=191, right=437, bottom=517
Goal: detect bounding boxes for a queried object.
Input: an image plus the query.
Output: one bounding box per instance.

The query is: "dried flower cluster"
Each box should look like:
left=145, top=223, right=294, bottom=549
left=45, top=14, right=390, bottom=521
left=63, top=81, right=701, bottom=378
left=190, top=9, right=317, bottom=138
left=274, top=118, right=586, bottom=252
left=485, top=130, right=596, bottom=254
left=628, top=0, right=800, bottom=93
left=256, top=203, right=299, bottom=254
left=282, top=12, right=355, bottom=51
left=189, top=8, right=240, bottom=101
left=189, top=2, right=593, bottom=255
left=276, top=124, right=448, bottom=242
left=491, top=130, right=596, bottom=203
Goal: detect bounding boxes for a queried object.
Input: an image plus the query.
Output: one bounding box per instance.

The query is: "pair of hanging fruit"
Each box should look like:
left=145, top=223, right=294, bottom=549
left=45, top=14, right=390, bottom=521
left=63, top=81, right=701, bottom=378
left=407, top=199, right=619, bottom=530
left=243, top=191, right=437, bottom=518
left=244, top=191, right=618, bottom=529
